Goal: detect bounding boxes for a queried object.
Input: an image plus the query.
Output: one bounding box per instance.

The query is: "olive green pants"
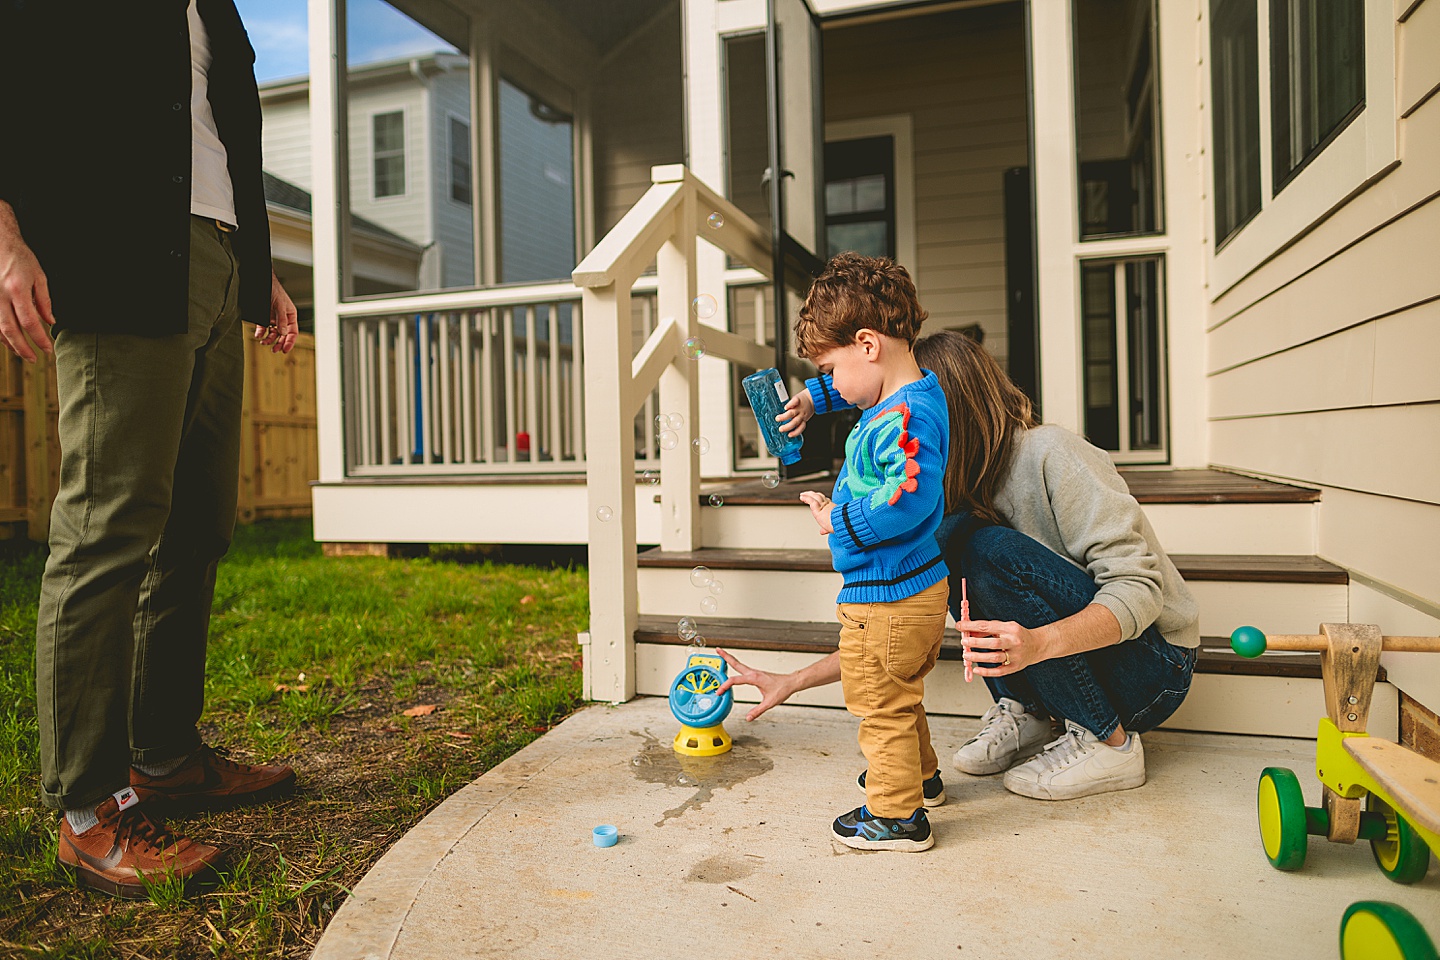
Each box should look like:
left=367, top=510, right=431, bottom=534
left=36, top=217, right=244, bottom=811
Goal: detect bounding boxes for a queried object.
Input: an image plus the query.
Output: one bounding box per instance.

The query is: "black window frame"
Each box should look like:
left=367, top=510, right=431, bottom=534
left=1269, top=0, right=1366, bottom=194
left=1209, top=0, right=1262, bottom=247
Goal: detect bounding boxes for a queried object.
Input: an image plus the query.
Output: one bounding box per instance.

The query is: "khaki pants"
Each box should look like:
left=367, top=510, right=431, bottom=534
left=35, top=217, right=244, bottom=811
left=837, top=579, right=950, bottom=818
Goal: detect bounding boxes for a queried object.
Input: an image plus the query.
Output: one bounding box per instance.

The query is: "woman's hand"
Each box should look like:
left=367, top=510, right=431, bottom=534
left=714, top=648, right=798, bottom=721
left=959, top=618, right=1052, bottom=677
left=798, top=491, right=835, bottom=534
left=777, top=390, right=815, bottom=436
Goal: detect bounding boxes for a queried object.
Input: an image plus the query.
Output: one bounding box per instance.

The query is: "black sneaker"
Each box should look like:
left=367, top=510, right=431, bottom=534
left=831, top=805, right=934, bottom=851
left=857, top=769, right=946, bottom=808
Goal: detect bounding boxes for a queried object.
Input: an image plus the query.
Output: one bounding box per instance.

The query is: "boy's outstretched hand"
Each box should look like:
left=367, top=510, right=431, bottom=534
left=798, top=491, right=834, bottom=534
left=776, top=389, right=815, bottom=436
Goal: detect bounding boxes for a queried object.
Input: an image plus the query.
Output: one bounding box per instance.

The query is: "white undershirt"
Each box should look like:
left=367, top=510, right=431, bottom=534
left=188, top=0, right=237, bottom=226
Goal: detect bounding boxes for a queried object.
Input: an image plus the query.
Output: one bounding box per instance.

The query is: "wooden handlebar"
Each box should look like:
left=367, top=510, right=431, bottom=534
left=1260, top=634, right=1440, bottom=653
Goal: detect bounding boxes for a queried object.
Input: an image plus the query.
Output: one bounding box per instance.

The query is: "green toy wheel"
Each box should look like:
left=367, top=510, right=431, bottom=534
left=1257, top=767, right=1308, bottom=870
left=1368, top=794, right=1433, bottom=884
left=1340, top=902, right=1438, bottom=960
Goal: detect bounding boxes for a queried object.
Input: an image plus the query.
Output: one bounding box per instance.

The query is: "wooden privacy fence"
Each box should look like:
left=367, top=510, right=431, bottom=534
left=1, top=326, right=318, bottom=542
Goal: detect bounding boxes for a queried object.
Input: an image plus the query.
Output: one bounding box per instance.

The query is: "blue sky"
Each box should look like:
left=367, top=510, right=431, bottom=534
left=236, top=0, right=459, bottom=84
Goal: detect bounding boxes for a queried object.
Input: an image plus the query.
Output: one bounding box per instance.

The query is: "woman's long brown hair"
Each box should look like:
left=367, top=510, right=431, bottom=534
left=914, top=330, right=1039, bottom=523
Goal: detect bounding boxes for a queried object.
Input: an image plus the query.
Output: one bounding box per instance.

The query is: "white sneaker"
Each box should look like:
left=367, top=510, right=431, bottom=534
left=953, top=698, right=1051, bottom=775
left=1002, top=720, right=1146, bottom=801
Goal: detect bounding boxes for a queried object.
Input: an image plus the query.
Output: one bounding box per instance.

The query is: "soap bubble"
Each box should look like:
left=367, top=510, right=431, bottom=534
left=708, top=494, right=724, bottom=508
left=692, top=437, right=710, bottom=456
left=596, top=506, right=613, bottom=522
left=666, top=412, right=685, bottom=430
left=654, top=414, right=668, bottom=433
left=761, top=471, right=781, bottom=488
left=677, top=617, right=698, bottom=641
left=658, top=430, right=680, bottom=451
left=691, top=294, right=718, bottom=320
left=641, top=470, right=659, bottom=485
left=690, top=633, right=704, bottom=648
left=707, top=211, right=725, bottom=229
left=700, top=596, right=718, bottom=614
left=681, top=336, right=707, bottom=360
left=708, top=579, right=724, bottom=597
left=690, top=565, right=713, bottom=588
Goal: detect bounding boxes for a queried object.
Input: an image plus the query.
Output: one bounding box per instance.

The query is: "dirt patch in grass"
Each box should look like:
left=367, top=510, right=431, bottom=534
left=1, top=672, right=575, bottom=960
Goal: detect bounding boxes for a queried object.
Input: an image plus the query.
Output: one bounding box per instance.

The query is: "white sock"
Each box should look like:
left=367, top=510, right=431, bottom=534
left=1113, top=734, right=1133, bottom=753
left=65, top=804, right=100, bottom=835
left=133, top=753, right=190, bottom=777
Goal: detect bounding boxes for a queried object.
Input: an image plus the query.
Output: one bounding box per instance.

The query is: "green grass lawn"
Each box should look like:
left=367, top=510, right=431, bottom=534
left=0, top=521, right=588, bottom=959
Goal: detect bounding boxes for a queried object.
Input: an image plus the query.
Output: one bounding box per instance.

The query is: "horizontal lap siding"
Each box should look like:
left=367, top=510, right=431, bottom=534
left=824, top=4, right=1027, bottom=362
left=1206, top=3, right=1440, bottom=708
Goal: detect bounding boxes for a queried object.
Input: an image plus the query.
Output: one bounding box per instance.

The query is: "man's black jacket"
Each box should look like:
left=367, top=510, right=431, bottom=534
left=0, top=0, right=272, bottom=335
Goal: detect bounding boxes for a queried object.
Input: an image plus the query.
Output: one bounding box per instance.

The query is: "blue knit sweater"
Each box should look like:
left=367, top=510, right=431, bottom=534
left=805, top=372, right=950, bottom=603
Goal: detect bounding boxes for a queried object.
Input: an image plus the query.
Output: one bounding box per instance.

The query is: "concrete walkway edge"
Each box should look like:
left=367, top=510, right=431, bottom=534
left=311, top=704, right=616, bottom=960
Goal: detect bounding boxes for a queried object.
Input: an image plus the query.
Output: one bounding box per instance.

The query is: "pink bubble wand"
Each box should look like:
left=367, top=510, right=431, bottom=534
left=961, top=578, right=972, bottom=683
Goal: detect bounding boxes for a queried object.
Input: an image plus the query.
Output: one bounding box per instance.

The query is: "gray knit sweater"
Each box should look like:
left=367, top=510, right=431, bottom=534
left=992, top=425, right=1200, bottom=648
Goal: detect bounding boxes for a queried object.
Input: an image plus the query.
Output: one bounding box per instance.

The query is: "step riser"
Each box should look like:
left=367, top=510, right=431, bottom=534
left=639, top=568, right=1348, bottom=638
left=635, top=643, right=1399, bottom=740
left=702, top=501, right=1318, bottom=555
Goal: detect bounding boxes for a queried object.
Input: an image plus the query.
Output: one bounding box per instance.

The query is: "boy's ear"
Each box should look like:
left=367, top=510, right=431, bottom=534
left=855, top=328, right=882, bottom=358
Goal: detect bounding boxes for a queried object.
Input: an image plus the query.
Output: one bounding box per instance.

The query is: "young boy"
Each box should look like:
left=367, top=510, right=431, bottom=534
left=786, top=253, right=950, bottom=852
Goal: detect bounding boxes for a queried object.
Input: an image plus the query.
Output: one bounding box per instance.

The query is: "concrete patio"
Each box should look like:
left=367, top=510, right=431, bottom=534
left=312, top=697, right=1439, bottom=960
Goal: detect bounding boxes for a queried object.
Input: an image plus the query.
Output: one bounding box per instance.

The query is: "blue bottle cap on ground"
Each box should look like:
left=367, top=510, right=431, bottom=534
left=593, top=824, right=619, bottom=847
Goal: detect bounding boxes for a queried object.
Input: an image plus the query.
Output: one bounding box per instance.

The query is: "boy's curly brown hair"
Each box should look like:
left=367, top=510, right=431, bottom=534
left=794, top=253, right=928, bottom=359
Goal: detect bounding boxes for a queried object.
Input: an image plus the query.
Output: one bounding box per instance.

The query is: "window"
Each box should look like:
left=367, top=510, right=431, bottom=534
left=373, top=111, right=405, bottom=199
left=824, top=137, right=894, bottom=259
left=497, top=77, right=575, bottom=284
left=1270, top=0, right=1364, bottom=192
left=1072, top=0, right=1163, bottom=238
left=450, top=117, right=472, bottom=204
left=1081, top=257, right=1167, bottom=459
left=1209, top=0, right=1262, bottom=246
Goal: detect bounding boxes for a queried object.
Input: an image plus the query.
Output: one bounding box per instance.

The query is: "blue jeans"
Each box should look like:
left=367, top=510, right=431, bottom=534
left=940, top=516, right=1196, bottom=740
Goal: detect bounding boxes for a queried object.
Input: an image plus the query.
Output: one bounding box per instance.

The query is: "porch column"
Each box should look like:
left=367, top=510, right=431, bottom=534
left=1028, top=0, right=1082, bottom=432
left=308, top=0, right=345, bottom=483
left=655, top=171, right=702, bottom=552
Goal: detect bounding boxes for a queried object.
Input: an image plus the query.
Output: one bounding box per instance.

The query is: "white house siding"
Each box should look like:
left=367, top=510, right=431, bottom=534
left=428, top=69, right=476, bottom=288
left=1206, top=2, right=1440, bottom=710
left=823, top=4, right=1027, bottom=364
left=347, top=82, right=431, bottom=265
left=591, top=5, right=686, bottom=239
left=259, top=94, right=313, bottom=190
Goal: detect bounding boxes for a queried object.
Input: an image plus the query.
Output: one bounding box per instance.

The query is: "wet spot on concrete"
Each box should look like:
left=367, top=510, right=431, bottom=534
left=683, top=855, right=756, bottom=884
left=630, top=731, right=774, bottom=826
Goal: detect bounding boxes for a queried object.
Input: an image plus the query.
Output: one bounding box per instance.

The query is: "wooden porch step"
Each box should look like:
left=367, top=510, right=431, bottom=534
left=637, top=547, right=1348, bottom=585
left=700, top=468, right=1321, bottom=506
left=634, top=616, right=1384, bottom=682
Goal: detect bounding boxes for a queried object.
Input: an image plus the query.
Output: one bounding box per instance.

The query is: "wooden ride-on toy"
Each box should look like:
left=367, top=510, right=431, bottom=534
left=1234, top=625, right=1440, bottom=959
left=1229, top=624, right=1440, bottom=884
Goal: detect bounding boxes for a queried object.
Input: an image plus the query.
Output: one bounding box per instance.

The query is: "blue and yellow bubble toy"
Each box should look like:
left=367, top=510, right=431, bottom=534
left=669, top=652, right=733, bottom=757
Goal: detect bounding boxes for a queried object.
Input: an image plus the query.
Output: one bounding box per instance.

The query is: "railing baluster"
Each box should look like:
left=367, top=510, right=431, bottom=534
left=571, top=304, right=584, bottom=462
left=439, top=314, right=454, bottom=464
left=398, top=317, right=412, bottom=464
left=548, top=303, right=561, bottom=465
left=359, top=319, right=375, bottom=467
left=378, top=319, right=392, bottom=466
left=460, top=311, right=474, bottom=463
left=754, top=286, right=767, bottom=346
left=641, top=297, right=655, bottom=462
left=503, top=307, right=516, bottom=462
left=418, top=315, right=432, bottom=463
left=481, top=308, right=495, bottom=463
left=525, top=305, right=539, bottom=463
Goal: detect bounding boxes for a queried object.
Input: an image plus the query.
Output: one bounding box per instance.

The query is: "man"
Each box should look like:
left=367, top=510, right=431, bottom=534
left=0, top=0, right=300, bottom=898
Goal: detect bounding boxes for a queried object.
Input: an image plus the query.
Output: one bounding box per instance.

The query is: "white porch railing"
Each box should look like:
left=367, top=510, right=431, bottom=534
left=575, top=164, right=781, bottom=702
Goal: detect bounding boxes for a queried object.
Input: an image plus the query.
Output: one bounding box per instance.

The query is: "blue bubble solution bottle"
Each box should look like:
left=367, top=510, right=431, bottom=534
left=741, top=368, right=804, bottom=466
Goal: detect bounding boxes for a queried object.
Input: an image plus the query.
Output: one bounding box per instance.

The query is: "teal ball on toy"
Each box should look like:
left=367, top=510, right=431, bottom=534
left=1231, top=626, right=1268, bottom=659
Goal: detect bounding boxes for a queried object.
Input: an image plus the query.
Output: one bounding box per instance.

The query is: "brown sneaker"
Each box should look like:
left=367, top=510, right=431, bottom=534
left=130, top=745, right=297, bottom=812
left=57, top=788, right=226, bottom=899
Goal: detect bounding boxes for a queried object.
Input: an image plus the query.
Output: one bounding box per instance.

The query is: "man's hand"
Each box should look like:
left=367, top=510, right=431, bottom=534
left=777, top=389, right=815, bottom=436
left=798, top=490, right=835, bottom=534
left=252, top=271, right=298, bottom=354
left=0, top=203, right=56, bottom=363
